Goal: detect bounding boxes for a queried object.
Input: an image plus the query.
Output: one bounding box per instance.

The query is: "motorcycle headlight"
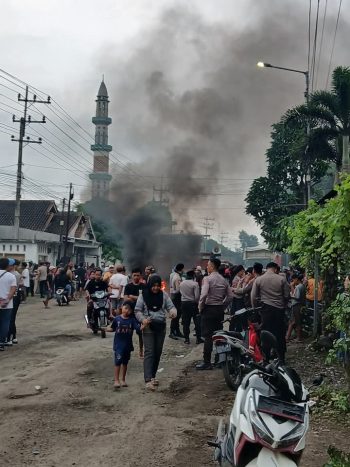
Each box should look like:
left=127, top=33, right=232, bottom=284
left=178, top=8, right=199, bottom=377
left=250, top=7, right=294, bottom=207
left=249, top=397, right=274, bottom=446
left=278, top=421, right=307, bottom=448
left=250, top=396, right=307, bottom=449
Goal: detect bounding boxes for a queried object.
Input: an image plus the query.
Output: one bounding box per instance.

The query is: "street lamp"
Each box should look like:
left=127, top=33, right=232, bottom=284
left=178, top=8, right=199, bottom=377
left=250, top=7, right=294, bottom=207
left=256, top=62, right=309, bottom=100
left=257, top=60, right=311, bottom=202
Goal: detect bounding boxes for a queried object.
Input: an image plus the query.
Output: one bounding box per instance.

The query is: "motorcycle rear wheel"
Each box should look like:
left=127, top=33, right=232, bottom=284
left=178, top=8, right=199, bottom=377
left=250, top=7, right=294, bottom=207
left=223, top=352, right=242, bottom=391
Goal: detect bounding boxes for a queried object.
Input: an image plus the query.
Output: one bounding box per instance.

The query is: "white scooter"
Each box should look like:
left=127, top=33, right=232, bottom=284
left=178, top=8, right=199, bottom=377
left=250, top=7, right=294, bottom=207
left=209, top=331, right=322, bottom=466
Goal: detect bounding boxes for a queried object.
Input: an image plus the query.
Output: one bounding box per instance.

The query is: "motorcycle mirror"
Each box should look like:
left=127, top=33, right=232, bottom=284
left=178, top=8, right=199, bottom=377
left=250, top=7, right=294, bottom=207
left=207, top=441, right=221, bottom=448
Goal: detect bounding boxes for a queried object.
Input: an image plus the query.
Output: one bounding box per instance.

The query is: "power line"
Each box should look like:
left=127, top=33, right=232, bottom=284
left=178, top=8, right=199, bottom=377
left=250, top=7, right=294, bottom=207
left=307, top=0, right=312, bottom=75
left=0, top=68, right=149, bottom=182
left=314, top=0, right=328, bottom=89
left=310, top=0, right=321, bottom=92
left=325, top=0, right=343, bottom=89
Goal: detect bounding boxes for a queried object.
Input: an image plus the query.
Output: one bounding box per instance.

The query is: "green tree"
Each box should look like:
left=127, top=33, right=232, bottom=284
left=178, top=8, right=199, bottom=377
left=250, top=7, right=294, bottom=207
left=246, top=120, right=330, bottom=250
left=286, top=66, right=350, bottom=174
left=238, top=230, right=259, bottom=251
left=284, top=175, right=350, bottom=395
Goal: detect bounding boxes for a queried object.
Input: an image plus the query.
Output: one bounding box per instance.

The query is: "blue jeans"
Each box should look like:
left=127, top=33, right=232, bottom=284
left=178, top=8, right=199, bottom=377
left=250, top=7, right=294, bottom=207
left=0, top=308, right=12, bottom=344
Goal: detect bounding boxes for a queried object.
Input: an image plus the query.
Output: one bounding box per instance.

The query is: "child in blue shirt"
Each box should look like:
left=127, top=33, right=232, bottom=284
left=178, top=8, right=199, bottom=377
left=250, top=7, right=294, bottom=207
left=106, top=300, right=141, bottom=389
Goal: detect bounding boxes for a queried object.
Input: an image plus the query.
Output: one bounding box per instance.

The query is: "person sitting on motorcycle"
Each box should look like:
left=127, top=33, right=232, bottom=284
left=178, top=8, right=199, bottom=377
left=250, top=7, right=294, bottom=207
left=85, top=268, right=109, bottom=331
left=54, top=268, right=71, bottom=298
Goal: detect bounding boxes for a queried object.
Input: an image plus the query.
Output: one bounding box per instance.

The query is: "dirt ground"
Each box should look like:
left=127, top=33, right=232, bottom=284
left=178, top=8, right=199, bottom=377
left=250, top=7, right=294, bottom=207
left=0, top=298, right=349, bottom=467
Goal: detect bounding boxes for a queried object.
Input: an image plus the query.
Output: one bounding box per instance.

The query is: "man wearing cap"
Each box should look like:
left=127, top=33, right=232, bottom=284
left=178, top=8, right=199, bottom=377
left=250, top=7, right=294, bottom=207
left=0, top=258, right=17, bottom=351
left=196, top=257, right=233, bottom=370
left=251, top=261, right=290, bottom=363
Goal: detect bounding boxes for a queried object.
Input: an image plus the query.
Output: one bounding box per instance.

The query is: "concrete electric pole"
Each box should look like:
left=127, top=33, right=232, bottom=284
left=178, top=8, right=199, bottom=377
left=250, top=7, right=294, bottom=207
left=63, top=183, right=74, bottom=263
left=11, top=86, right=51, bottom=240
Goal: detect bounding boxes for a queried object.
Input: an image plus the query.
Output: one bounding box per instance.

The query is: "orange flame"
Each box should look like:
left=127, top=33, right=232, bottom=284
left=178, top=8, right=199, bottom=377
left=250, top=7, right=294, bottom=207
left=161, top=280, right=167, bottom=291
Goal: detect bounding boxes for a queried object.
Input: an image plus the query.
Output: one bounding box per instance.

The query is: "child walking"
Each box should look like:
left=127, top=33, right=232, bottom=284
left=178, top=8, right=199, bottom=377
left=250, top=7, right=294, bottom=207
left=106, top=301, right=141, bottom=389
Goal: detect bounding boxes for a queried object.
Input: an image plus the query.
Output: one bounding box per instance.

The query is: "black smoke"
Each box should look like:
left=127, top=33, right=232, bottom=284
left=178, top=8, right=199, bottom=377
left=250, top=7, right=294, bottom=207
left=85, top=1, right=350, bottom=268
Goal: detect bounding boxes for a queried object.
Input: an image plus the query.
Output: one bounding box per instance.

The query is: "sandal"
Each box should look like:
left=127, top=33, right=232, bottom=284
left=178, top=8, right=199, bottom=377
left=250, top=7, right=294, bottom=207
left=114, top=382, right=121, bottom=390
left=145, top=381, right=155, bottom=391
left=151, top=378, right=159, bottom=386
left=121, top=381, right=128, bottom=388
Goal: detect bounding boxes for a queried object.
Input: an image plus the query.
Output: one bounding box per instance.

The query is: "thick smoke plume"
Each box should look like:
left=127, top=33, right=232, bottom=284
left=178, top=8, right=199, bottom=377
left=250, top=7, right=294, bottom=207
left=86, top=1, right=349, bottom=269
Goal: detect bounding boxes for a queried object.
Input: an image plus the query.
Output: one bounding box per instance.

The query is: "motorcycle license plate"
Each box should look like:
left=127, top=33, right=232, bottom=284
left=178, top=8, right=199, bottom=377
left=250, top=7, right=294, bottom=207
left=216, top=344, right=231, bottom=354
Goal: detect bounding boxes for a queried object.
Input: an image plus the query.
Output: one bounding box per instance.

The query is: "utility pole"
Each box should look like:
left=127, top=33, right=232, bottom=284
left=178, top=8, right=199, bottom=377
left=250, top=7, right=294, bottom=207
left=219, top=231, right=229, bottom=245
left=57, top=198, right=66, bottom=264
left=201, top=217, right=215, bottom=253
left=304, top=71, right=311, bottom=203
left=63, top=184, right=74, bottom=263
left=153, top=176, right=169, bottom=206
left=11, top=86, right=51, bottom=240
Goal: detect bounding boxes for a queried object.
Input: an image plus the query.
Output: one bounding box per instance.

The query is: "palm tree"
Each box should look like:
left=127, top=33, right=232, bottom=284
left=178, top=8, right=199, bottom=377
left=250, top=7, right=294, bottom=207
left=285, top=66, right=350, bottom=175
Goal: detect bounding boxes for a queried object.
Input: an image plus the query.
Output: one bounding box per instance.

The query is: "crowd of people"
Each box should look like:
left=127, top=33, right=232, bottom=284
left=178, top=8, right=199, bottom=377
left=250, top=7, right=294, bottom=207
left=0, top=255, right=323, bottom=392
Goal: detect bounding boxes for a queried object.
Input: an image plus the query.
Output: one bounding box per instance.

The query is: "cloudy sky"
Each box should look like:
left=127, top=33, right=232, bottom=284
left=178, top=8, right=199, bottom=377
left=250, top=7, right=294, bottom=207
left=0, top=0, right=349, bottom=249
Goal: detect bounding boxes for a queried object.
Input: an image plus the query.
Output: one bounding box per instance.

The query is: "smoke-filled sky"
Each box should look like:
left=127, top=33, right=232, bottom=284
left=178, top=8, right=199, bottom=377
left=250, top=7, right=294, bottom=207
left=0, top=0, right=350, bottom=249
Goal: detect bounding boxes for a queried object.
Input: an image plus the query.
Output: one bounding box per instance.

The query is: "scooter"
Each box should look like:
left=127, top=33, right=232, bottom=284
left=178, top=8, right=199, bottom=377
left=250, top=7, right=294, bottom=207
left=55, top=288, right=69, bottom=306
left=213, top=307, right=263, bottom=391
left=85, top=290, right=110, bottom=338
left=210, top=331, right=323, bottom=466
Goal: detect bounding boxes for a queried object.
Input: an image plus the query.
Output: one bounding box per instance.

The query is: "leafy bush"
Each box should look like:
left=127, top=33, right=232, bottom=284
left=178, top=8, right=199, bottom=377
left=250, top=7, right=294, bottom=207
left=324, top=446, right=350, bottom=467
left=314, top=385, right=350, bottom=414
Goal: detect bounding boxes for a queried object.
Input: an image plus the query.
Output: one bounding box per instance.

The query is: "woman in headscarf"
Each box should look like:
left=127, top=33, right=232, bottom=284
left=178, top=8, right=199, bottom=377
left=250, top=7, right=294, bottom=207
left=135, top=275, right=177, bottom=391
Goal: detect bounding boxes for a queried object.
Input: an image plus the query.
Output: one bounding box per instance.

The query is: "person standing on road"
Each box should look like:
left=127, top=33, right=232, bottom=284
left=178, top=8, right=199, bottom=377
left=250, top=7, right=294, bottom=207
left=196, top=258, right=233, bottom=370
left=286, top=273, right=306, bottom=343
left=251, top=261, right=290, bottom=363
left=124, top=267, right=145, bottom=358
left=169, top=263, right=185, bottom=340
left=37, top=262, right=48, bottom=298
left=0, top=258, right=17, bottom=351
left=179, top=270, right=202, bottom=345
left=6, top=259, right=22, bottom=346
left=28, top=261, right=35, bottom=297
left=135, top=275, right=177, bottom=391
left=109, top=265, right=128, bottom=314
left=75, top=262, right=87, bottom=299
left=43, top=266, right=56, bottom=309
left=21, top=262, right=30, bottom=302
left=106, top=301, right=141, bottom=389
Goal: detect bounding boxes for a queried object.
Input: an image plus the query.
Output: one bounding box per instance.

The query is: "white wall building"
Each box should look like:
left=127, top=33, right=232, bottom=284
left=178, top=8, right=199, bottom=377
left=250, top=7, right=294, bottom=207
left=0, top=200, right=101, bottom=265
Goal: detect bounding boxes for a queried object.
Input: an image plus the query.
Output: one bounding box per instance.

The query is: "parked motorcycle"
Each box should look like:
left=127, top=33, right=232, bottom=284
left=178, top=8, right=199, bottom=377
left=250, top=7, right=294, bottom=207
left=55, top=287, right=70, bottom=306
left=210, top=331, right=323, bottom=466
left=213, top=307, right=263, bottom=391
left=85, top=290, right=110, bottom=338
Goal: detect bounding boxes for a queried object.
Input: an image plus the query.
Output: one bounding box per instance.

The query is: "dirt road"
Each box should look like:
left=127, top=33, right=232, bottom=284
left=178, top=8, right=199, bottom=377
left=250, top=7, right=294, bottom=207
left=0, top=299, right=348, bottom=466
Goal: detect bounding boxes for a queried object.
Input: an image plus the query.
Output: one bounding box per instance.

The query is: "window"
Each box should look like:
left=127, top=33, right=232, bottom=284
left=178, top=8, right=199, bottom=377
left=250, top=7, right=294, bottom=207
left=2, top=245, right=5, bottom=251
left=9, top=245, right=12, bottom=252
left=23, top=245, right=26, bottom=252
left=16, top=245, right=19, bottom=252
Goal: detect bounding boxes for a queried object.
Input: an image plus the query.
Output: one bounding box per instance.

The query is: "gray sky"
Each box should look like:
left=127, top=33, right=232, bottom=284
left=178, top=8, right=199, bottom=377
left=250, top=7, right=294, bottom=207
left=0, top=0, right=349, bottom=249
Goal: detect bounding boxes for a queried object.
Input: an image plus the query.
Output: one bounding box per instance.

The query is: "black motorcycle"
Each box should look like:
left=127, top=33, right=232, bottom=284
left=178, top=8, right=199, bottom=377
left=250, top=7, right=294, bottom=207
left=85, top=291, right=110, bottom=338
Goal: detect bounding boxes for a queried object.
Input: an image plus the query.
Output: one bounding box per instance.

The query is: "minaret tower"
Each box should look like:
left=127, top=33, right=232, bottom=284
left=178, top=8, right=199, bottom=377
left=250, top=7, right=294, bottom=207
left=89, top=79, right=112, bottom=199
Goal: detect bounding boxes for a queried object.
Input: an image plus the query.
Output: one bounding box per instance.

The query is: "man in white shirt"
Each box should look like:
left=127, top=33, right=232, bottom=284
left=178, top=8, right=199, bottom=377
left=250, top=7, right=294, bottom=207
left=109, top=265, right=128, bottom=314
left=21, top=261, right=30, bottom=301
left=0, top=258, right=17, bottom=351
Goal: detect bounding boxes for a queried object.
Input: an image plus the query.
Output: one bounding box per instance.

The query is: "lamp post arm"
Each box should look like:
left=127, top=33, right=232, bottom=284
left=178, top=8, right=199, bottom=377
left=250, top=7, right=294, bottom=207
left=267, top=64, right=308, bottom=76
